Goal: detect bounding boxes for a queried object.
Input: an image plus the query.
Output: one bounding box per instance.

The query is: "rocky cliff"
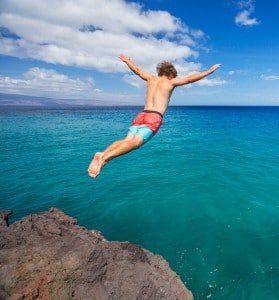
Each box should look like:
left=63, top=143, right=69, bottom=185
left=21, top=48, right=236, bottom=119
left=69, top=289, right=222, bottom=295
left=0, top=208, right=193, bottom=300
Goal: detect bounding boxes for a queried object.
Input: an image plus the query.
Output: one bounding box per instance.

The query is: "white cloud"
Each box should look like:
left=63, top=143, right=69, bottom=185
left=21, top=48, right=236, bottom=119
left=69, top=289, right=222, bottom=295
left=0, top=67, right=97, bottom=99
left=235, top=10, right=259, bottom=26
left=0, top=67, right=147, bottom=104
left=228, top=69, right=248, bottom=75
left=0, top=0, right=226, bottom=102
left=122, top=74, right=144, bottom=88
left=234, top=0, right=260, bottom=27
left=261, top=74, right=279, bottom=81
left=0, top=0, right=204, bottom=73
left=195, top=78, right=228, bottom=87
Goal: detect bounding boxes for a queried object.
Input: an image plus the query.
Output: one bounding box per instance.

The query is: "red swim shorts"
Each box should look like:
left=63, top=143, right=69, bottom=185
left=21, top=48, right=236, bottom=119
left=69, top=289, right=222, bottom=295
left=131, top=110, right=163, bottom=135
left=129, top=110, right=163, bottom=143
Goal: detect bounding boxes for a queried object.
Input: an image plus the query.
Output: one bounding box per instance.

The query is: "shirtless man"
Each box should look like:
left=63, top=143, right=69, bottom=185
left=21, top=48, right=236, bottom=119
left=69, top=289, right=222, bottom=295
left=88, top=54, right=220, bottom=178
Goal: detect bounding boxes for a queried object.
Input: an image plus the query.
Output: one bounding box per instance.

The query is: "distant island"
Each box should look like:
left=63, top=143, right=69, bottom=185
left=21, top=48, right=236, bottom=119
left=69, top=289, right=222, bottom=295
left=0, top=93, right=133, bottom=107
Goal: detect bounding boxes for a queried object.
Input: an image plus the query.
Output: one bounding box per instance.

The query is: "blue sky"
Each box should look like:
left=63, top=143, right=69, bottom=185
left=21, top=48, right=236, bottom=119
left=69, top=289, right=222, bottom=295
left=0, top=0, right=279, bottom=106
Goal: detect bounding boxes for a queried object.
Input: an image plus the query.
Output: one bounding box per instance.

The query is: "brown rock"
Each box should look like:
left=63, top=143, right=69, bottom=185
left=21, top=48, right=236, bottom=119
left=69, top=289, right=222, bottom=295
left=0, top=210, right=12, bottom=227
left=0, top=208, right=193, bottom=300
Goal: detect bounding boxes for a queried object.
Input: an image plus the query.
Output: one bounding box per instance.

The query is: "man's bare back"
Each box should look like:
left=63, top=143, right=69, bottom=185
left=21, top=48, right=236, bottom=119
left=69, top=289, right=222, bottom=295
left=144, top=76, right=175, bottom=116
left=88, top=54, right=220, bottom=178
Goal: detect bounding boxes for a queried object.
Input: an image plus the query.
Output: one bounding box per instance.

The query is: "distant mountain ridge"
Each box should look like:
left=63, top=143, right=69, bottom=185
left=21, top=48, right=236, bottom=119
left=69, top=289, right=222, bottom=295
left=0, top=93, right=131, bottom=107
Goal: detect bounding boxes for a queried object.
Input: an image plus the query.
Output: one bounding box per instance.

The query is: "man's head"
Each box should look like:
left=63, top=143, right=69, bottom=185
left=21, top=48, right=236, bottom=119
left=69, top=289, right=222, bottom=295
left=157, top=62, right=177, bottom=78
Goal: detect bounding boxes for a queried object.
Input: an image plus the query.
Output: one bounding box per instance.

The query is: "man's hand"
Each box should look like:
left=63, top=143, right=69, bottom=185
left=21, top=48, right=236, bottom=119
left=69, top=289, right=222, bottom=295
left=209, top=64, right=221, bottom=73
left=119, top=53, right=150, bottom=81
left=119, top=54, right=130, bottom=63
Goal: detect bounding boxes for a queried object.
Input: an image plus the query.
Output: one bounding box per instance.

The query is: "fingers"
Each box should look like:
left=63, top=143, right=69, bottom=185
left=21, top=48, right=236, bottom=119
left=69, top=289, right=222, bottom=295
left=210, top=64, right=221, bottom=72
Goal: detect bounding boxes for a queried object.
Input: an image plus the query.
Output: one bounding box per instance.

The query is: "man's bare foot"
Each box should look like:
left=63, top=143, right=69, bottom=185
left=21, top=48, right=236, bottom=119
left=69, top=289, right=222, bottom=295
left=88, top=152, right=104, bottom=178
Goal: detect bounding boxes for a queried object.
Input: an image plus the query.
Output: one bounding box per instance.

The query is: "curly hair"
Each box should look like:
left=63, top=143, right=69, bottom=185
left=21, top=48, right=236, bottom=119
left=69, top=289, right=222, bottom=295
left=156, top=61, right=177, bottom=78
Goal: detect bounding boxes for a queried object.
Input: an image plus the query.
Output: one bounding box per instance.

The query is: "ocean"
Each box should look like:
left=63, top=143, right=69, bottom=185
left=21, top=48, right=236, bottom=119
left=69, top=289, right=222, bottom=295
left=1, top=105, right=279, bottom=299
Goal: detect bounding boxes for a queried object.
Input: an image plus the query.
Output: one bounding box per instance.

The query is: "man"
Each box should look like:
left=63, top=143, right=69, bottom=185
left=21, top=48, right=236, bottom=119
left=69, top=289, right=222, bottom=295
left=88, top=54, right=220, bottom=178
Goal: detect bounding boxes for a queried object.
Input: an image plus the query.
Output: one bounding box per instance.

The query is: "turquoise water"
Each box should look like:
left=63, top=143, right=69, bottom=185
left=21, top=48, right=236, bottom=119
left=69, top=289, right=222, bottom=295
left=1, top=105, right=279, bottom=299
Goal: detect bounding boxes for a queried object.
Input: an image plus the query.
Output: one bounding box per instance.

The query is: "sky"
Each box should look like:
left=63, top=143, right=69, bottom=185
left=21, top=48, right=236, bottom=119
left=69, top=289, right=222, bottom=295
left=0, top=0, right=279, bottom=106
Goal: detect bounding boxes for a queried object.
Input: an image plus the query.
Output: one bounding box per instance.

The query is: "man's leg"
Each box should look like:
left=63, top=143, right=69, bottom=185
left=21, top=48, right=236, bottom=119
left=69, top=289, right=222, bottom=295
left=88, top=133, right=144, bottom=178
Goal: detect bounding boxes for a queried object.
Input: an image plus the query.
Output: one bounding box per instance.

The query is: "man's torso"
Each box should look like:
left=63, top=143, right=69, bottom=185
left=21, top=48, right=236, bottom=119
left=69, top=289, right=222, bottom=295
left=144, top=76, right=175, bottom=116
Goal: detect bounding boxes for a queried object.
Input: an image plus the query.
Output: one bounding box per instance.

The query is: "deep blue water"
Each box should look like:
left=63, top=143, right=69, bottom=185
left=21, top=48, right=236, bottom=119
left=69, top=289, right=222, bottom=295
left=1, top=105, right=279, bottom=299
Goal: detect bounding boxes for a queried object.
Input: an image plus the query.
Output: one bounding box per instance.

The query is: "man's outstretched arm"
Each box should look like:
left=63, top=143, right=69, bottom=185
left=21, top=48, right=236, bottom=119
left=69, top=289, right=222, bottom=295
left=119, top=54, right=151, bottom=81
left=172, top=64, right=221, bottom=86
